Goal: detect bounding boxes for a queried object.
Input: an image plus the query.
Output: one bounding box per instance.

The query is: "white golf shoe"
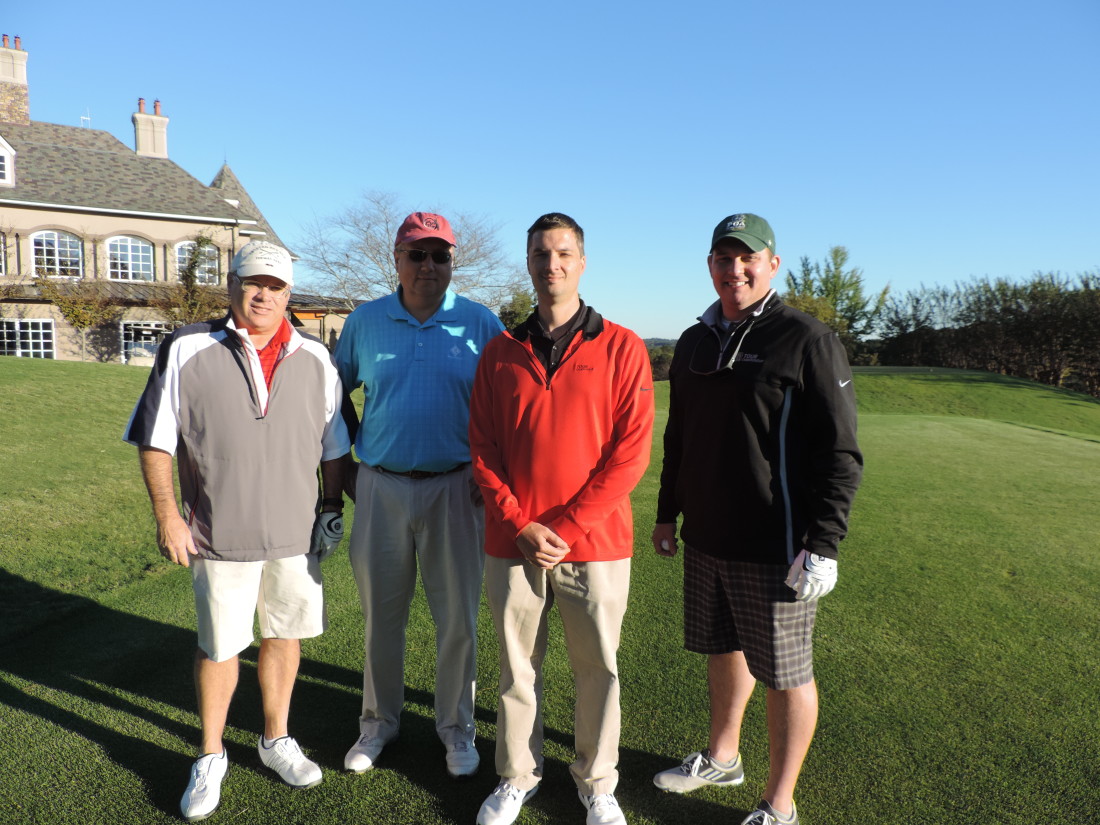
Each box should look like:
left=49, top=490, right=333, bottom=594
left=257, top=735, right=322, bottom=788
left=477, top=781, right=537, bottom=825
left=180, top=750, right=228, bottom=821
left=344, top=732, right=389, bottom=773
left=579, top=791, right=627, bottom=825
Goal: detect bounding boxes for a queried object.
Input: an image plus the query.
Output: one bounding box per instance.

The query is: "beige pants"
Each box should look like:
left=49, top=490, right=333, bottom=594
left=348, top=463, right=485, bottom=745
left=485, top=555, right=630, bottom=795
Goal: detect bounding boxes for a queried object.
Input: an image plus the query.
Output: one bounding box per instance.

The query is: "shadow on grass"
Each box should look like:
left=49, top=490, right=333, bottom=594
left=0, top=569, right=739, bottom=824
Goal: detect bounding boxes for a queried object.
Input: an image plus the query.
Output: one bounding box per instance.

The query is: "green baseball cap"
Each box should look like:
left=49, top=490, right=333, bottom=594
left=710, top=213, right=776, bottom=253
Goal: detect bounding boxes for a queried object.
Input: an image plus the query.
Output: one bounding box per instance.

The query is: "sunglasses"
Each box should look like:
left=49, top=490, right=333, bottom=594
left=401, top=249, right=452, bottom=264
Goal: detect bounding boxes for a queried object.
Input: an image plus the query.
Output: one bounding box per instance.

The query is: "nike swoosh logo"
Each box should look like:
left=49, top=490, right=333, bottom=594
left=839, top=379, right=851, bottom=387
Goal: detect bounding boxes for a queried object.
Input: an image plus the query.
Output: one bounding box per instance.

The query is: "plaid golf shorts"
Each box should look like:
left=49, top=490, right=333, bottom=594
left=683, top=546, right=817, bottom=690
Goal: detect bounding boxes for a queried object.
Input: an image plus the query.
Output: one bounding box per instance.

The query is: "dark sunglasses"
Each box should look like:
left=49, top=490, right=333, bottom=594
left=402, top=249, right=452, bottom=264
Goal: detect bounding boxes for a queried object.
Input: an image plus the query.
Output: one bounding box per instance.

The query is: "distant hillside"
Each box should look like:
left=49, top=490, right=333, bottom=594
left=644, top=338, right=677, bottom=348
left=853, top=367, right=1100, bottom=439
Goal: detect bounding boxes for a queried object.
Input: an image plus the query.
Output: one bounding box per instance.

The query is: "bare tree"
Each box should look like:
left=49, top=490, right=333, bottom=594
left=296, top=190, right=527, bottom=311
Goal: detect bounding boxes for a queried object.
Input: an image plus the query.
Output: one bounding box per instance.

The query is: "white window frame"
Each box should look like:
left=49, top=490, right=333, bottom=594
left=108, top=235, right=155, bottom=282
left=174, top=241, right=221, bottom=285
left=120, top=320, right=171, bottom=364
left=0, top=233, right=6, bottom=277
left=32, top=230, right=84, bottom=279
left=1, top=319, right=55, bottom=358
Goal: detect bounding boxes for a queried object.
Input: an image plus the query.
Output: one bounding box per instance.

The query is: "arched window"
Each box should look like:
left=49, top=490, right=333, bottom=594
left=175, top=241, right=221, bottom=285
left=32, top=230, right=84, bottom=278
left=108, top=236, right=155, bottom=281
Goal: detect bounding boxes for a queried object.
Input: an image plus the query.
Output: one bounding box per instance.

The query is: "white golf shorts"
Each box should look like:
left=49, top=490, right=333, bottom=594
left=191, top=554, right=326, bottom=662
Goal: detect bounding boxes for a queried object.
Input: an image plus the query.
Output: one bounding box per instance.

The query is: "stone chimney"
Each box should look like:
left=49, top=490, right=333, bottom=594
left=132, top=96, right=169, bottom=158
left=0, top=34, right=30, bottom=125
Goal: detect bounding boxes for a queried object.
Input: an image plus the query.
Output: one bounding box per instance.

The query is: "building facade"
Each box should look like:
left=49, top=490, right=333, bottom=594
left=0, top=34, right=348, bottom=363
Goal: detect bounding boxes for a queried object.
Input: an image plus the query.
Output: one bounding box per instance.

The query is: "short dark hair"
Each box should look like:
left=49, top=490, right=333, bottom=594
left=527, top=212, right=584, bottom=255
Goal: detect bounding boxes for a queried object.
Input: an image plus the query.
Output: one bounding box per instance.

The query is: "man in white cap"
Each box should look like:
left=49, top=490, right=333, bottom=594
left=125, top=240, right=352, bottom=821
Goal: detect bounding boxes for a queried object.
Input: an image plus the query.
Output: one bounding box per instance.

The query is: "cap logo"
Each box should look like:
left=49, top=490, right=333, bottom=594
left=727, top=215, right=748, bottom=231
left=424, top=216, right=440, bottom=230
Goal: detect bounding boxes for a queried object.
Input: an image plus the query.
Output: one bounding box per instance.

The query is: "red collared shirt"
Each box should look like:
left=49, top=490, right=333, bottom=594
left=255, top=319, right=293, bottom=389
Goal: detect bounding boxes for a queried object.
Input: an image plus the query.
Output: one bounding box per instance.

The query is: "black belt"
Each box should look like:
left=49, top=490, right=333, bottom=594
left=370, top=462, right=469, bottom=480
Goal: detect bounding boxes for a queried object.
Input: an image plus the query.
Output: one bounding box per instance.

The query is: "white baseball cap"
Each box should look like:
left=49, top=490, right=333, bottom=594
left=230, top=241, right=293, bottom=288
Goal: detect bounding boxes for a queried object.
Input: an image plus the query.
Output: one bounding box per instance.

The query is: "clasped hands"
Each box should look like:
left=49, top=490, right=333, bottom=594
left=516, top=522, right=570, bottom=570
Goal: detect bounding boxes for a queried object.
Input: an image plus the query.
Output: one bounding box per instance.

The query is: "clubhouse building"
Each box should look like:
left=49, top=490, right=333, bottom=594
left=0, top=34, right=350, bottom=363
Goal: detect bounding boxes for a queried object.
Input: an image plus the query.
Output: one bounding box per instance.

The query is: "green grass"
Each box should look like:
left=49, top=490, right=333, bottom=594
left=1, top=360, right=1098, bottom=824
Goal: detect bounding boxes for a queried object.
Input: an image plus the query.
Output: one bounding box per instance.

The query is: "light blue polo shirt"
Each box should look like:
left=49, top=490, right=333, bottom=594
left=334, top=288, right=504, bottom=472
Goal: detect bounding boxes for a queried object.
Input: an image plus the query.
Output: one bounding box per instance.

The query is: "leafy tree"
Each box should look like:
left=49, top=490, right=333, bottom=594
left=34, top=276, right=121, bottom=361
left=877, top=272, right=1100, bottom=397
left=648, top=343, right=675, bottom=381
left=497, top=288, right=535, bottom=329
left=297, top=190, right=527, bottom=311
left=784, top=246, right=888, bottom=356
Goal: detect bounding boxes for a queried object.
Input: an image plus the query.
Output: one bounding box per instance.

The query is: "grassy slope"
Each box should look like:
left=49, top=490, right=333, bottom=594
left=1, top=360, right=1098, bottom=824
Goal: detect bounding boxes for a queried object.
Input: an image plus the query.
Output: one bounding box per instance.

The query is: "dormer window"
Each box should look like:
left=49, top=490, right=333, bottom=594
left=0, top=134, right=14, bottom=187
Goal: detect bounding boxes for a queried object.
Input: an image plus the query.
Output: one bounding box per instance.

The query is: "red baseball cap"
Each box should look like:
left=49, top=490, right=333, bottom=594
left=395, top=212, right=456, bottom=247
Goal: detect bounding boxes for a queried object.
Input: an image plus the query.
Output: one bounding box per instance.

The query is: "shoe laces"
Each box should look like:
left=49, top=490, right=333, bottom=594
left=680, top=752, right=705, bottom=776
left=743, top=813, right=773, bottom=825
left=585, top=793, right=620, bottom=813
left=451, top=741, right=471, bottom=753
left=492, top=782, right=525, bottom=801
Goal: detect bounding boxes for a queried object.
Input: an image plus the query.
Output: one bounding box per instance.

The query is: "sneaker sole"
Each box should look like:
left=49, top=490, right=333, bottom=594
left=287, top=777, right=323, bottom=789
left=653, top=776, right=745, bottom=793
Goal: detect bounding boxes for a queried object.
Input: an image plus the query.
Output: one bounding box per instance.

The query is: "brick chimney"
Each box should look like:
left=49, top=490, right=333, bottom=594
left=0, top=33, right=30, bottom=125
left=132, top=96, right=169, bottom=158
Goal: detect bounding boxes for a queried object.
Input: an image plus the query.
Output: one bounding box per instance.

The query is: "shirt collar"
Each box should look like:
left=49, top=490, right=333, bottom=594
left=390, top=287, right=457, bottom=325
left=699, top=289, right=776, bottom=330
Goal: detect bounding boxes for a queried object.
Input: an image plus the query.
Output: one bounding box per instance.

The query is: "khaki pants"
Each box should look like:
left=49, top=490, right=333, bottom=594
left=348, top=463, right=485, bottom=745
left=485, top=555, right=630, bottom=795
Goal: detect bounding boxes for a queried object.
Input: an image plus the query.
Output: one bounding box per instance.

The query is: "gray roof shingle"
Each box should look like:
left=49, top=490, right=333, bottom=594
left=0, top=121, right=263, bottom=226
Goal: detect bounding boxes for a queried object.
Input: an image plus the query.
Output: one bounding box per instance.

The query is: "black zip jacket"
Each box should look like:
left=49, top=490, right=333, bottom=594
left=656, top=295, right=862, bottom=563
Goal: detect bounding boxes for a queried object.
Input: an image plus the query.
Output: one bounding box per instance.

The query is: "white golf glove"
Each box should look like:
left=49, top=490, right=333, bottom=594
left=309, top=511, right=344, bottom=560
left=785, top=549, right=838, bottom=602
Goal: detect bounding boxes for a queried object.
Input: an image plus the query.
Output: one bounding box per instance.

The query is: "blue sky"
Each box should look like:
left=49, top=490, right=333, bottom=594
left=7, top=1, right=1098, bottom=338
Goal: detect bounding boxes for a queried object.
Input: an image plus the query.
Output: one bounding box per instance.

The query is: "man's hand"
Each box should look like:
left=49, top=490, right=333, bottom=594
left=652, top=523, right=679, bottom=557
left=310, top=511, right=344, bottom=560
left=157, top=512, right=199, bottom=567
left=785, top=549, right=838, bottom=602
left=516, top=523, right=570, bottom=570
